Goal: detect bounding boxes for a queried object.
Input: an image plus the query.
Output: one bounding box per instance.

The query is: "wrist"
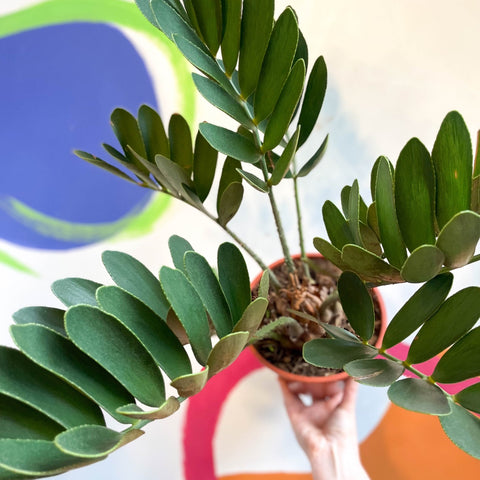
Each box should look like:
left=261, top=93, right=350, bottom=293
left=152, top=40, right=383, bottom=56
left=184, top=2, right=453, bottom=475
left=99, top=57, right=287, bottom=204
left=309, top=444, right=370, bottom=480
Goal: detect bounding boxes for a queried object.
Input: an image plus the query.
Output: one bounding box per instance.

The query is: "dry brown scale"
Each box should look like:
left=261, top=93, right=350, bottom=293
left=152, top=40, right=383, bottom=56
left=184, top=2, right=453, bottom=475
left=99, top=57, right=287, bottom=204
left=254, top=257, right=382, bottom=377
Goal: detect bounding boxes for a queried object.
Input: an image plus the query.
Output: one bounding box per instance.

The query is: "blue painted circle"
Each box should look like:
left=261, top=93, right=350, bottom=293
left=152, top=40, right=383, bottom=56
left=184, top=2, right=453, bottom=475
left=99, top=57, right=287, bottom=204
left=0, top=22, right=156, bottom=249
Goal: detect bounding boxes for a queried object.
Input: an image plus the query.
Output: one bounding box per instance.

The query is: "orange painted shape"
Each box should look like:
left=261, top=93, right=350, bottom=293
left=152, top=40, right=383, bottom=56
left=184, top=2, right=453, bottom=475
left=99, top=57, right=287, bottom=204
left=360, top=404, right=480, bottom=480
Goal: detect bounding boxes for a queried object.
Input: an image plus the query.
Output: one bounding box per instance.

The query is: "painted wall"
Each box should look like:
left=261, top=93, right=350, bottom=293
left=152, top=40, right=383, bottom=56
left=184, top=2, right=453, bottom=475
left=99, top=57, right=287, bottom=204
left=0, top=1, right=479, bottom=478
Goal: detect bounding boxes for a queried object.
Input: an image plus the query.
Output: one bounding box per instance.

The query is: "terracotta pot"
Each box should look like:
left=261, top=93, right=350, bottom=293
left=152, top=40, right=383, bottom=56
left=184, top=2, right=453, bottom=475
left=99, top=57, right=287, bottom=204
left=250, top=253, right=387, bottom=384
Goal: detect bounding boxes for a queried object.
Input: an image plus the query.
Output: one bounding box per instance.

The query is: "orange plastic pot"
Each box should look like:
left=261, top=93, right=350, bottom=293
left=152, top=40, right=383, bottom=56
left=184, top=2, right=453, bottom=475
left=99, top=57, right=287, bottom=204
left=250, top=253, right=387, bottom=383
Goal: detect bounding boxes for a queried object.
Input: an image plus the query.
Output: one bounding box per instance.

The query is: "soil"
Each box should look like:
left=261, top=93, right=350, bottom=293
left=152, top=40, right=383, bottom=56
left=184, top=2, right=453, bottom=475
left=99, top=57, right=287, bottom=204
left=253, top=256, right=382, bottom=377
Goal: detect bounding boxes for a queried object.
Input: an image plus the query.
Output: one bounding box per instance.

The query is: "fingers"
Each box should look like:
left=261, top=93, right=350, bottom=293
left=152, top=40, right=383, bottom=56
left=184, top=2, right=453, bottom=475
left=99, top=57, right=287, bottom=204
left=338, top=378, right=359, bottom=413
left=280, top=379, right=345, bottom=427
left=286, top=380, right=344, bottom=400
left=279, top=378, right=304, bottom=417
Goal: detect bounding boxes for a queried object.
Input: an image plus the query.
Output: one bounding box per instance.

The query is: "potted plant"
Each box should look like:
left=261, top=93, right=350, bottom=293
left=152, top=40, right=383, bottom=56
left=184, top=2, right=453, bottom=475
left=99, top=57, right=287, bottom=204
left=0, top=0, right=479, bottom=477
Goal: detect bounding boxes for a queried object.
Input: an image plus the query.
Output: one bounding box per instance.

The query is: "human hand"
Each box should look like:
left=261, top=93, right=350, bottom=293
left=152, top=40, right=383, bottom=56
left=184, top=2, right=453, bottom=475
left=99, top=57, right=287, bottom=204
left=279, top=378, right=370, bottom=480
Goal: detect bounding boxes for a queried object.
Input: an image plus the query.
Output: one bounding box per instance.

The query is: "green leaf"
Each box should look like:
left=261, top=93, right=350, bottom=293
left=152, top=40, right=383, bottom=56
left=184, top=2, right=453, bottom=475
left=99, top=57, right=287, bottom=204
left=270, top=127, right=300, bottom=185
left=102, top=143, right=154, bottom=187
left=55, top=426, right=143, bottom=458
left=440, top=401, right=480, bottom=459
left=0, top=394, right=64, bottom=440
left=297, top=134, right=328, bottom=177
left=297, top=55, right=327, bottom=147
left=432, top=326, right=480, bottom=383
left=155, top=153, right=195, bottom=198
left=367, top=202, right=380, bottom=238
left=168, top=235, right=194, bottom=272
left=321, top=323, right=361, bottom=343
left=400, top=245, right=445, bottom=283
left=359, top=222, right=382, bottom=257
left=436, top=210, right=480, bottom=268
left=160, top=267, right=212, bottom=366
left=254, top=7, right=299, bottom=124
left=200, top=122, right=261, bottom=163
left=0, top=439, right=98, bottom=477
left=116, top=396, right=180, bottom=420
left=455, top=383, right=480, bottom=414
left=407, top=287, right=480, bottom=364
left=238, top=0, right=274, bottom=99
left=150, top=0, right=205, bottom=51
left=74, top=150, right=137, bottom=184
left=170, top=368, right=209, bottom=397
left=184, top=251, right=233, bottom=338
left=218, top=243, right=251, bottom=325
left=220, top=0, right=242, bottom=76
left=65, top=305, right=166, bottom=407
left=395, top=138, right=436, bottom=251
left=0, top=346, right=104, bottom=429
left=126, top=146, right=170, bottom=190
left=189, top=0, right=222, bottom=55
left=381, top=273, right=453, bottom=350
left=233, top=297, right=268, bottom=340
left=346, top=180, right=363, bottom=246
left=0, top=465, right=33, bottom=480
left=303, top=338, right=377, bottom=369
left=338, top=272, right=374, bottom=341
left=312, top=237, right=351, bottom=272
left=51, top=278, right=101, bottom=308
left=388, top=378, right=451, bottom=415
left=375, top=156, right=407, bottom=268
left=473, top=131, right=480, bottom=212
left=217, top=182, right=244, bottom=226
left=102, top=250, right=170, bottom=320
left=341, top=244, right=403, bottom=284
left=237, top=169, right=268, bottom=192
left=207, top=331, right=249, bottom=377
left=251, top=316, right=298, bottom=343
left=432, top=111, right=473, bottom=229
left=262, top=59, right=305, bottom=152
left=370, top=156, right=394, bottom=202
left=293, top=27, right=308, bottom=71
left=258, top=270, right=270, bottom=299
left=217, top=157, right=242, bottom=211
left=110, top=108, right=147, bottom=172
left=193, top=74, right=252, bottom=128
left=168, top=114, right=193, bottom=174
left=193, top=130, right=218, bottom=202
left=344, top=359, right=404, bottom=387
left=183, top=0, right=201, bottom=34
left=340, top=186, right=351, bottom=218
left=173, top=34, right=235, bottom=96
left=137, top=104, right=169, bottom=162
left=96, top=286, right=192, bottom=380
left=472, top=175, right=480, bottom=214
left=475, top=130, right=480, bottom=176
left=135, top=0, right=160, bottom=26
left=13, top=306, right=67, bottom=338
left=10, top=324, right=135, bottom=425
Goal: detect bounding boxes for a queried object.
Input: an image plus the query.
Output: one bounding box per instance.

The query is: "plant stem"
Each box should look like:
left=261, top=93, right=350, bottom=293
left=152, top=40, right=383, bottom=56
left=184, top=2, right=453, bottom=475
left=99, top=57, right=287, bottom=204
left=233, top=88, right=295, bottom=274
left=259, top=156, right=296, bottom=273
left=221, top=220, right=281, bottom=288
left=378, top=348, right=431, bottom=381
left=200, top=207, right=280, bottom=284
left=156, top=185, right=276, bottom=283
left=468, top=253, right=480, bottom=265
left=293, top=175, right=307, bottom=260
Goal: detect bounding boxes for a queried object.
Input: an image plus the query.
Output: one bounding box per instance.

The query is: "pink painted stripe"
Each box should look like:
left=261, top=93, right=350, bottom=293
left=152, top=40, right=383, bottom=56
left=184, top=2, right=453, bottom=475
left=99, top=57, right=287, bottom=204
left=387, top=343, right=479, bottom=394
left=183, top=349, right=264, bottom=480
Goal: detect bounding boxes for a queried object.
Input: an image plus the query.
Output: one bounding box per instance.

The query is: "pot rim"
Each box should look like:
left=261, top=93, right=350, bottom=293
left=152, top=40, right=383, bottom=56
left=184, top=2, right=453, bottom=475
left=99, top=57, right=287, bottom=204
left=250, top=253, right=387, bottom=384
